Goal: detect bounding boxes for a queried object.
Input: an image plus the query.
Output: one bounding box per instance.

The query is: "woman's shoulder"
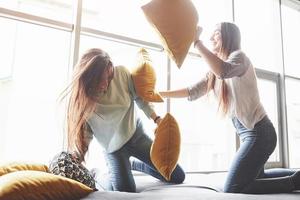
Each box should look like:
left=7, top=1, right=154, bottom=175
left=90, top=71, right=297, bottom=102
left=113, top=65, right=131, bottom=77
left=229, top=49, right=246, bottom=58
left=113, top=66, right=132, bottom=83
left=114, top=65, right=130, bottom=74
left=228, top=50, right=251, bottom=64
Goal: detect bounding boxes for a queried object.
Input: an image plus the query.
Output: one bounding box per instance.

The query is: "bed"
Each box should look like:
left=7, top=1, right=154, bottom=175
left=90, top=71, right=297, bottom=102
left=82, top=172, right=300, bottom=200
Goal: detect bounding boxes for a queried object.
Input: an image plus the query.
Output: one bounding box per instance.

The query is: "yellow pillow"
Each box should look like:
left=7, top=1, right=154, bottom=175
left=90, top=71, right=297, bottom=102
left=0, top=162, right=49, bottom=176
left=0, top=170, right=93, bottom=200
left=142, top=0, right=198, bottom=68
left=150, top=113, right=181, bottom=181
left=131, top=48, right=163, bottom=102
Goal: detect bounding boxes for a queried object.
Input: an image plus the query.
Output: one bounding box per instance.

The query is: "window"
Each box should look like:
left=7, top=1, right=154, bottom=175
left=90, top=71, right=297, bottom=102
left=81, top=0, right=159, bottom=43
left=257, top=76, right=280, bottom=163
left=281, top=0, right=300, bottom=168
left=234, top=0, right=282, bottom=72
left=285, top=78, right=300, bottom=168
left=0, top=0, right=74, bottom=23
left=0, top=19, right=71, bottom=164
left=281, top=1, right=300, bottom=77
left=170, top=57, right=236, bottom=172
left=169, top=58, right=281, bottom=171
left=189, top=0, right=233, bottom=54
left=169, top=0, right=235, bottom=172
left=0, top=18, right=16, bottom=80
left=1, top=0, right=298, bottom=172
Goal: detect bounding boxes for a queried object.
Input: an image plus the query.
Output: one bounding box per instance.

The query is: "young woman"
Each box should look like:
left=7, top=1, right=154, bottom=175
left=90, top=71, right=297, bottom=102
left=160, top=22, right=300, bottom=194
left=63, top=48, right=185, bottom=192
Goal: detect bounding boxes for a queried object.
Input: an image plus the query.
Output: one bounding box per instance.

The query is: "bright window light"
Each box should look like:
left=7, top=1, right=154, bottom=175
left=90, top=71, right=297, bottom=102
left=234, top=0, right=282, bottom=72
left=285, top=78, right=300, bottom=168
left=0, top=19, right=71, bottom=164
left=82, top=0, right=158, bottom=43
left=281, top=3, right=300, bottom=77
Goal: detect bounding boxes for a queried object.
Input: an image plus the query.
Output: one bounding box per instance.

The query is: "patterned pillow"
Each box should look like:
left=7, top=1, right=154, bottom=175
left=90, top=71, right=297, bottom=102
left=49, top=151, right=96, bottom=190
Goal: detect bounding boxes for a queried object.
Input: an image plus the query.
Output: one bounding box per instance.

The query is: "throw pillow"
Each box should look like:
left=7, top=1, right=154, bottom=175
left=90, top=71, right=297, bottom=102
left=131, top=48, right=163, bottom=102
left=49, top=151, right=96, bottom=190
left=0, top=162, right=49, bottom=176
left=141, top=0, right=198, bottom=68
left=0, top=170, right=93, bottom=200
left=150, top=113, right=181, bottom=181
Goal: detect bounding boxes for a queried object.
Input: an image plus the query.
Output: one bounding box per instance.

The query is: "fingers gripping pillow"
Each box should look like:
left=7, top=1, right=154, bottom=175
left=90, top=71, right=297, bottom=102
left=131, top=48, right=163, bottom=102
left=142, top=0, right=198, bottom=68
left=150, top=113, right=181, bottom=181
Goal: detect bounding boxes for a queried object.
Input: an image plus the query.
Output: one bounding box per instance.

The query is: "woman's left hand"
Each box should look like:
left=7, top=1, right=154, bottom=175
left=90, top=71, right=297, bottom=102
left=155, top=117, right=162, bottom=126
left=194, top=26, right=203, bottom=41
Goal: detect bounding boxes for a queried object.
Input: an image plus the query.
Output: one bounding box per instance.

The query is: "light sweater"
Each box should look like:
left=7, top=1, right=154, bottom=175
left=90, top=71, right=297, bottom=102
left=86, top=66, right=154, bottom=153
left=188, top=50, right=266, bottom=129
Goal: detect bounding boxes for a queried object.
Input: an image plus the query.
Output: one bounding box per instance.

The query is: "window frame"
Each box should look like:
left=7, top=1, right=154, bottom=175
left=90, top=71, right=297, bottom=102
left=256, top=68, right=285, bottom=168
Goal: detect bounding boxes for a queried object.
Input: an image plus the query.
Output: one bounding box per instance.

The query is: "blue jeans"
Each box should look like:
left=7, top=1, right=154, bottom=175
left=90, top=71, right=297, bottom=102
left=104, top=119, right=185, bottom=192
left=224, top=116, right=296, bottom=193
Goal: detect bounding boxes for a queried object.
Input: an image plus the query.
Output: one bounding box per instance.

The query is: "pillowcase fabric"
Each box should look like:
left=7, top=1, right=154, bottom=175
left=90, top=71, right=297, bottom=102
left=0, top=170, right=93, bottom=200
left=141, top=0, right=198, bottom=68
left=49, top=151, right=96, bottom=190
left=150, top=113, right=181, bottom=181
left=131, top=48, right=163, bottom=102
left=0, top=162, right=49, bottom=176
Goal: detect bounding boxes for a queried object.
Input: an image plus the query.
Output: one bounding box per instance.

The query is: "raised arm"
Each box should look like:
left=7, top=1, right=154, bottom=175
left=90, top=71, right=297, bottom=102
left=194, top=26, right=225, bottom=77
left=194, top=41, right=225, bottom=77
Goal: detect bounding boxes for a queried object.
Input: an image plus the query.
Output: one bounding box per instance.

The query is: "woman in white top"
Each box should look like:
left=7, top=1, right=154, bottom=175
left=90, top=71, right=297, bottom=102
left=63, top=48, right=185, bottom=192
left=160, top=22, right=300, bottom=193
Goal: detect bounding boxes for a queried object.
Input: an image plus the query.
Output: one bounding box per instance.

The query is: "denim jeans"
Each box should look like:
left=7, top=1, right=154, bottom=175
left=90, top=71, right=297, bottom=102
left=104, top=119, right=185, bottom=192
left=224, top=116, right=296, bottom=193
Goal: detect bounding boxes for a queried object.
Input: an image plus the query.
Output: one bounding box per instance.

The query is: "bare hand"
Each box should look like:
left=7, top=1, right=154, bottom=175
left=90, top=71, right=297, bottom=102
left=71, top=151, right=82, bottom=163
left=154, top=118, right=162, bottom=135
left=155, top=117, right=162, bottom=125
left=194, top=26, right=203, bottom=42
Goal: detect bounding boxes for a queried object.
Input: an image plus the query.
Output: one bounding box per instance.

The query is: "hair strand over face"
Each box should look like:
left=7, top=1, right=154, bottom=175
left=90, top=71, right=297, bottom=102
left=60, top=48, right=111, bottom=161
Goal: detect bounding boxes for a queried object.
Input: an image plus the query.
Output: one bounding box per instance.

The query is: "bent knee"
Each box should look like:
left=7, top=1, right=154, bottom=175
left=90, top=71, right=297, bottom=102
left=112, top=182, right=136, bottom=193
left=169, top=170, right=185, bottom=184
left=223, top=188, right=241, bottom=193
left=223, top=184, right=243, bottom=193
left=115, top=185, right=136, bottom=193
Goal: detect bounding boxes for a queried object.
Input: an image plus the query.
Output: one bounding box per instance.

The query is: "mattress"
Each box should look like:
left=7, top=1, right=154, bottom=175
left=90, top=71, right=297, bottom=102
left=81, top=172, right=300, bottom=200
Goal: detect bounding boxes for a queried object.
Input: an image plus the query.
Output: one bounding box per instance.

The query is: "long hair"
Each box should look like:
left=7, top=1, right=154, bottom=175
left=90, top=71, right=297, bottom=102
left=206, top=22, right=241, bottom=115
left=61, top=48, right=112, bottom=161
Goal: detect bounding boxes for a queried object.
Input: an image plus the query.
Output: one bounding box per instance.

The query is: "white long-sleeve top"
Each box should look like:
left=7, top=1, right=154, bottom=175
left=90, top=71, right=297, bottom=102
left=188, top=50, right=266, bottom=129
left=86, top=66, right=154, bottom=153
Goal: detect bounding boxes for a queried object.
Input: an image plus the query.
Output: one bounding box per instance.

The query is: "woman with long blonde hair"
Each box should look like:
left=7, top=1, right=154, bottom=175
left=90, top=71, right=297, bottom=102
left=160, top=22, right=300, bottom=194
left=63, top=48, right=185, bottom=192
